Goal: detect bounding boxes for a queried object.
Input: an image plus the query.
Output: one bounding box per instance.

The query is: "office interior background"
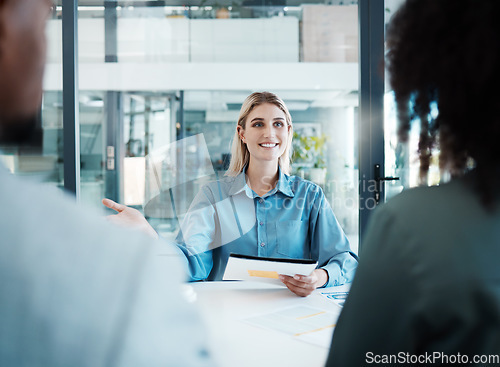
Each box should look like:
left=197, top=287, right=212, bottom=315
left=0, top=0, right=439, bottom=253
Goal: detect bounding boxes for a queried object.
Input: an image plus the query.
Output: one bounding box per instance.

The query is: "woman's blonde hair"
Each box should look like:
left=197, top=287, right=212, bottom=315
left=226, top=91, right=293, bottom=177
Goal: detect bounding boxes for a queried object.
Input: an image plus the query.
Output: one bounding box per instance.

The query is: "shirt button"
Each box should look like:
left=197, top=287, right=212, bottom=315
left=259, top=221, right=264, bottom=226
left=259, top=198, right=264, bottom=204
left=260, top=242, right=265, bottom=247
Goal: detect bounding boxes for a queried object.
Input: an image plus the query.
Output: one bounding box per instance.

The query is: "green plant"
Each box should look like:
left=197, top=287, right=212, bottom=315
left=292, top=132, right=327, bottom=169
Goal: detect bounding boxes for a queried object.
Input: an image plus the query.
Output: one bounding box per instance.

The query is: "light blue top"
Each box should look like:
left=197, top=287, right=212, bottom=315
left=175, top=167, right=358, bottom=287
left=0, top=163, right=215, bottom=367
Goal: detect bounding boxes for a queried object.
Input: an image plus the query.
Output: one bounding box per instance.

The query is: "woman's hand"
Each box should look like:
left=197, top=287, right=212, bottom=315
left=279, top=269, right=328, bottom=297
left=102, top=198, right=158, bottom=240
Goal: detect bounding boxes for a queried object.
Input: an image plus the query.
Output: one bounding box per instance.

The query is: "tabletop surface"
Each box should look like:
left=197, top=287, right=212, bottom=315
left=186, top=281, right=347, bottom=367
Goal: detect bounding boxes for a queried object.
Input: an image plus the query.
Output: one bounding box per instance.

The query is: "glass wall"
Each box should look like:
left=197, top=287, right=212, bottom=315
left=41, top=0, right=360, bottom=251
left=179, top=90, right=359, bottom=249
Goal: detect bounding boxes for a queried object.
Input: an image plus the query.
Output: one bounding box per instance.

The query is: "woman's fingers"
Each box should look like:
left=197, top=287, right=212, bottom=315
left=101, top=199, right=158, bottom=240
left=279, top=274, right=315, bottom=297
left=102, top=198, right=127, bottom=213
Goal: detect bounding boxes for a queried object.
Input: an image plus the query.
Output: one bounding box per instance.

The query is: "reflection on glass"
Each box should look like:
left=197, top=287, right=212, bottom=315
left=60, top=1, right=361, bottom=252
left=183, top=90, right=359, bottom=252
left=144, top=134, right=215, bottom=218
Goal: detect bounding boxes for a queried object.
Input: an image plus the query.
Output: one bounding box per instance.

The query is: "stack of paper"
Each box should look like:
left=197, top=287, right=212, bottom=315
left=223, top=253, right=318, bottom=286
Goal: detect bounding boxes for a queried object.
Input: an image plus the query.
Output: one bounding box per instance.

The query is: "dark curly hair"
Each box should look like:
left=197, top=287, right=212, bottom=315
left=386, top=0, right=500, bottom=207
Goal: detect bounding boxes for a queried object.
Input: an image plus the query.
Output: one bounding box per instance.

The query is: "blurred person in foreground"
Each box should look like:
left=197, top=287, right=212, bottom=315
left=327, top=0, right=500, bottom=365
left=0, top=1, right=214, bottom=366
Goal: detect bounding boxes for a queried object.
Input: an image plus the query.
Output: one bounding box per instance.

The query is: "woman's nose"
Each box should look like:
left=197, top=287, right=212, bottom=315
left=264, top=124, right=275, bottom=138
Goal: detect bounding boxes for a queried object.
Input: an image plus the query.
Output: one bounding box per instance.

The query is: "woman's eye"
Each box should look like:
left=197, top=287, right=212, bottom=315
left=275, top=122, right=284, bottom=127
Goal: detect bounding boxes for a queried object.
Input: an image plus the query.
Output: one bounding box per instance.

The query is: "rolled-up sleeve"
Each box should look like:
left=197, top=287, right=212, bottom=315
left=308, top=187, right=358, bottom=287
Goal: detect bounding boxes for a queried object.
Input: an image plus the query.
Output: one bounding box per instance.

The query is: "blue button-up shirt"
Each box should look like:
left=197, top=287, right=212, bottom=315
left=175, top=168, right=358, bottom=287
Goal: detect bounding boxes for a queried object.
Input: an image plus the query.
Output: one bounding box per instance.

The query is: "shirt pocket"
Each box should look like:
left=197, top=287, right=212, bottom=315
left=276, top=220, right=308, bottom=259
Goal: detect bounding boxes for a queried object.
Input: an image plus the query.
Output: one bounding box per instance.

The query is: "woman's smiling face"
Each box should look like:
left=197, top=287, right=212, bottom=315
left=238, top=103, right=290, bottom=166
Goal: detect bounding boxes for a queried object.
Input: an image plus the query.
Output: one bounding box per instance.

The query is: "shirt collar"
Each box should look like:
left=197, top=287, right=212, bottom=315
left=276, top=167, right=294, bottom=198
left=227, top=165, right=294, bottom=198
left=228, top=169, right=247, bottom=196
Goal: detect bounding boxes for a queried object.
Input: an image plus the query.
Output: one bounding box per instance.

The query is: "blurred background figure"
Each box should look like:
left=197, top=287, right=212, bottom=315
left=327, top=0, right=500, bottom=365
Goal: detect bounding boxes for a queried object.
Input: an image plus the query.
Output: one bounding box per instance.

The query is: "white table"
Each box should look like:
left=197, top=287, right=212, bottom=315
left=186, top=281, right=345, bottom=367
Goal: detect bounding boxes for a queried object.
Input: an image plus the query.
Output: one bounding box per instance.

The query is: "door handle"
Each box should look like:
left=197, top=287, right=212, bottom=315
left=374, top=164, right=399, bottom=204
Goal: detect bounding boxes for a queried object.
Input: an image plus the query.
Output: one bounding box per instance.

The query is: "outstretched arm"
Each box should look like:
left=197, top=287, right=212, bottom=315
left=102, top=198, right=158, bottom=240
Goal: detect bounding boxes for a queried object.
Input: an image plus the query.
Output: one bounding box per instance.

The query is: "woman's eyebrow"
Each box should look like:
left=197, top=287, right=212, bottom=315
left=250, top=117, right=285, bottom=123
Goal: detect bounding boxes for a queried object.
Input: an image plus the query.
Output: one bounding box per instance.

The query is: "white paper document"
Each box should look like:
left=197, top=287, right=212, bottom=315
left=243, top=305, right=337, bottom=348
left=223, top=253, right=318, bottom=286
left=318, top=284, right=351, bottom=308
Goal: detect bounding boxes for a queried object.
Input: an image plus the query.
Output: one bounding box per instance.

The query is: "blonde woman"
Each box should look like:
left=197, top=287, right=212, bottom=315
left=104, top=92, right=357, bottom=296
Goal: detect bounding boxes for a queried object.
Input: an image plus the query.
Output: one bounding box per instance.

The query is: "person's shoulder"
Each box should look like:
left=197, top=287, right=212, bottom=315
left=286, top=174, right=324, bottom=196
left=199, top=174, right=236, bottom=196
left=382, top=178, right=473, bottom=214
left=367, top=178, right=499, bottom=295
left=287, top=174, right=319, bottom=188
left=373, top=177, right=489, bottom=245
left=383, top=184, right=439, bottom=209
left=215, top=173, right=239, bottom=186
